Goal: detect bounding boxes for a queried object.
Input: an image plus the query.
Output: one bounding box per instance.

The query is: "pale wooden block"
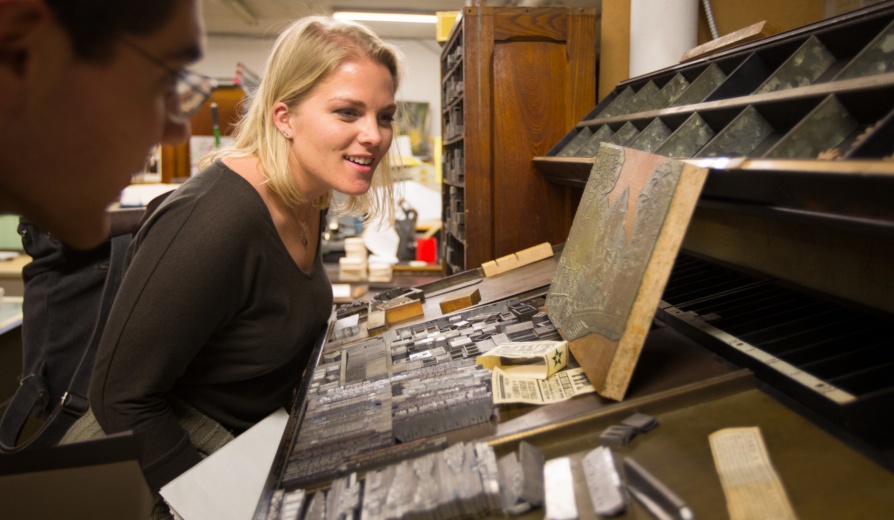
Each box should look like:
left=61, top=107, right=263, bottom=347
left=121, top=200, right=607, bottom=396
left=438, top=288, right=482, bottom=314
left=385, top=300, right=424, bottom=325
left=481, top=242, right=553, bottom=277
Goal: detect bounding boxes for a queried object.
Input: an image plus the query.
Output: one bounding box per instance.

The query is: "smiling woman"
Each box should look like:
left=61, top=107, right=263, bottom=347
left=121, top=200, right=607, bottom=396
left=75, top=15, right=405, bottom=517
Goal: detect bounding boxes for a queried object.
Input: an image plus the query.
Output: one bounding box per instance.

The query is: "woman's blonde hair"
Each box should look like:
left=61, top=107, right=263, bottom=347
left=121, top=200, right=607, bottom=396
left=201, top=16, right=403, bottom=223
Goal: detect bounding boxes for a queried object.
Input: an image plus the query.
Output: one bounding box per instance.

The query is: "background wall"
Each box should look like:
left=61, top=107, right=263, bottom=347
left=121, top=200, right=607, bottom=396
left=193, top=35, right=445, bottom=139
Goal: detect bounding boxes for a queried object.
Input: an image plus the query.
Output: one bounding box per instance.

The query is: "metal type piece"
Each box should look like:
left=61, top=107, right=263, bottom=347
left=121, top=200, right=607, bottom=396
left=655, top=113, right=714, bottom=158
left=498, top=451, right=529, bottom=515
left=367, top=308, right=387, bottom=336
left=280, top=489, right=306, bottom=520
left=753, top=36, right=835, bottom=94
left=598, top=86, right=636, bottom=118
left=835, top=17, right=894, bottom=81
left=764, top=95, right=858, bottom=159
left=623, top=457, right=694, bottom=520
left=600, top=424, right=638, bottom=447
left=304, top=491, right=326, bottom=520
left=626, top=81, right=660, bottom=114
left=576, top=124, right=616, bottom=157
left=671, top=63, right=726, bottom=107
left=509, top=302, right=538, bottom=320
left=581, top=447, right=626, bottom=517
left=621, top=412, right=658, bottom=432
left=360, top=465, right=395, bottom=520
left=517, top=441, right=545, bottom=507
left=606, top=121, right=640, bottom=146
left=384, top=461, right=415, bottom=520
left=474, top=443, right=503, bottom=512
left=651, top=74, right=690, bottom=109
left=543, top=457, right=578, bottom=520
left=699, top=105, right=774, bottom=157
left=557, top=127, right=594, bottom=157
left=327, top=473, right=361, bottom=520
left=627, top=118, right=672, bottom=153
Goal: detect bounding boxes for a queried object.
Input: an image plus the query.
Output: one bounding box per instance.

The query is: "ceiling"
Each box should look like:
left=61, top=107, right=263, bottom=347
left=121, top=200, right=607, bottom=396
left=202, top=0, right=602, bottom=40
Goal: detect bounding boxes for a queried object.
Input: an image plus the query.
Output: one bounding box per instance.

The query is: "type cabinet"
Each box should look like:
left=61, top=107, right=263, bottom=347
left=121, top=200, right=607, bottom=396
left=440, top=7, right=597, bottom=274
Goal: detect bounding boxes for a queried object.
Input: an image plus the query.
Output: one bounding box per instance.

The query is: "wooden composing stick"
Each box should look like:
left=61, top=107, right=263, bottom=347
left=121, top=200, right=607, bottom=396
left=439, top=288, right=482, bottom=314
left=481, top=242, right=553, bottom=277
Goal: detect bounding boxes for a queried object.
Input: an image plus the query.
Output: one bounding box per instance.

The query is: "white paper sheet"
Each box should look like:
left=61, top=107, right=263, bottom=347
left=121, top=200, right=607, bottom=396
left=160, top=408, right=289, bottom=520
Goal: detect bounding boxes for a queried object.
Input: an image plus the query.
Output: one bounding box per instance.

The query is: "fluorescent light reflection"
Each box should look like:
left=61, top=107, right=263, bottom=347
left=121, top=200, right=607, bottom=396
left=333, top=12, right=438, bottom=24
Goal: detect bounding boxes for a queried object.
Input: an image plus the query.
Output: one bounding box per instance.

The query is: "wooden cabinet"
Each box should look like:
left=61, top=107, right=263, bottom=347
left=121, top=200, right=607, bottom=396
left=440, top=6, right=597, bottom=274
left=160, top=85, right=245, bottom=182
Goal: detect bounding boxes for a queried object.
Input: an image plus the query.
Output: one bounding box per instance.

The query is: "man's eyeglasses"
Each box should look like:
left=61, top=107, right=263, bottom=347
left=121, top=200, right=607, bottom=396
left=116, top=36, right=217, bottom=124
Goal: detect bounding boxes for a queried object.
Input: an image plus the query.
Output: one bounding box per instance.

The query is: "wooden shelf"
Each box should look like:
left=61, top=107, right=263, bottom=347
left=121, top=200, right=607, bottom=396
left=439, top=6, right=597, bottom=275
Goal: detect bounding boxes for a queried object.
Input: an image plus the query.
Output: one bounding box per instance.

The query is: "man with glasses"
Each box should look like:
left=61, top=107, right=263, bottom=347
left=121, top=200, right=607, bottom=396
left=0, top=0, right=207, bottom=249
left=0, top=3, right=208, bottom=514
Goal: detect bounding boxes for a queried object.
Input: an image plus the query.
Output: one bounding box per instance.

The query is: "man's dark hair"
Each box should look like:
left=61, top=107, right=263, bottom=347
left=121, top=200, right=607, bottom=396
left=44, top=0, right=178, bottom=61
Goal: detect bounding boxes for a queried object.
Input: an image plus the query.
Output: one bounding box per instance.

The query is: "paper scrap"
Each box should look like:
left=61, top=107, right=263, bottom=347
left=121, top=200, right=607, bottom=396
left=492, top=367, right=595, bottom=405
left=477, top=340, right=568, bottom=379
left=710, top=427, right=798, bottom=520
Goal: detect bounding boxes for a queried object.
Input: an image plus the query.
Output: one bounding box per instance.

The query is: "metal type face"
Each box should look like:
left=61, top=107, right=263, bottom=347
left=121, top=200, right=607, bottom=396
left=543, top=457, right=578, bottom=520
left=280, top=298, right=564, bottom=490
left=671, top=63, right=727, bottom=107
left=606, top=121, right=641, bottom=147
left=547, top=144, right=686, bottom=341
left=628, top=118, right=672, bottom=153
left=764, top=95, right=858, bottom=159
left=623, top=457, right=694, bottom=520
left=582, top=447, right=626, bottom=517
left=656, top=112, right=715, bottom=158
left=599, top=86, right=636, bottom=119
left=835, top=17, right=894, bottom=81
left=699, top=105, right=774, bottom=157
left=754, top=36, right=835, bottom=94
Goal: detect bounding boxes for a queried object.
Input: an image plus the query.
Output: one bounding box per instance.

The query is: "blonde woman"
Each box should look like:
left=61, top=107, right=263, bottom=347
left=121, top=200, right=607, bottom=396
left=87, top=15, right=403, bottom=498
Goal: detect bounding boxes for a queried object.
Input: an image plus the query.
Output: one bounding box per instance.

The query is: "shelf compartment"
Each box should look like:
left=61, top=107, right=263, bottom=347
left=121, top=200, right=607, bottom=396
left=834, top=17, right=894, bottom=81
left=650, top=74, right=691, bottom=110
left=627, top=118, right=673, bottom=154
left=594, top=86, right=636, bottom=118
left=605, top=121, right=640, bottom=147
left=763, top=95, right=858, bottom=159
left=699, top=105, right=775, bottom=158
left=556, top=126, right=594, bottom=156
left=753, top=36, right=836, bottom=94
left=654, top=113, right=715, bottom=158
left=576, top=124, right=616, bottom=157
left=671, top=63, right=727, bottom=107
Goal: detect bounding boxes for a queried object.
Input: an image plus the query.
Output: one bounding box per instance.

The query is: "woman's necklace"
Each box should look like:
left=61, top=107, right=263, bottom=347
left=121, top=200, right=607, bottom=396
left=297, top=220, right=308, bottom=247
left=295, top=205, right=311, bottom=248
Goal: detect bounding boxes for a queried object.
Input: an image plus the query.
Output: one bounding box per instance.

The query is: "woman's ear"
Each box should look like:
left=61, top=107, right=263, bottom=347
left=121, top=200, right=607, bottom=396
left=272, top=102, right=293, bottom=138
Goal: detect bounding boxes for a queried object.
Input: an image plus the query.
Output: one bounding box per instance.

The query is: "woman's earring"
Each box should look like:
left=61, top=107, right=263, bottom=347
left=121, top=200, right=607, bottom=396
left=283, top=131, right=291, bottom=138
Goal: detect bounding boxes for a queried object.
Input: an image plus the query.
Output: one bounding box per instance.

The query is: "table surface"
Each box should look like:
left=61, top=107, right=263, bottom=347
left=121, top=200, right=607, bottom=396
left=0, top=297, right=23, bottom=335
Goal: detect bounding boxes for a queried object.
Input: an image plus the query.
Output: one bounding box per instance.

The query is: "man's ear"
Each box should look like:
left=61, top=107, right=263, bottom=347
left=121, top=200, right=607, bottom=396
left=0, top=1, right=50, bottom=98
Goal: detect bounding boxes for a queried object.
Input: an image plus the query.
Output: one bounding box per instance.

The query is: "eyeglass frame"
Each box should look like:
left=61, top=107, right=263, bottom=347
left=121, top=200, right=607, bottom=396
left=115, top=35, right=217, bottom=124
